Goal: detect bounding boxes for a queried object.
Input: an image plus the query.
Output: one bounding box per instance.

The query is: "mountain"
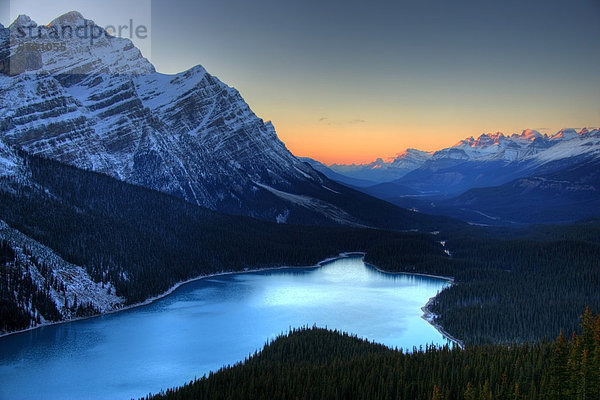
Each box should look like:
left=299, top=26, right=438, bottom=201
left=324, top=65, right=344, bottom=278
left=328, top=128, right=599, bottom=198
left=320, top=128, right=599, bottom=200
left=0, top=12, right=457, bottom=230
left=374, top=155, right=600, bottom=225
left=394, top=128, right=600, bottom=197
left=439, top=157, right=600, bottom=225
left=326, top=149, right=432, bottom=184
left=0, top=147, right=456, bottom=333
left=315, top=128, right=600, bottom=225
left=299, top=157, right=377, bottom=187
left=300, top=157, right=421, bottom=201
left=432, top=130, right=551, bottom=162
left=0, top=217, right=125, bottom=333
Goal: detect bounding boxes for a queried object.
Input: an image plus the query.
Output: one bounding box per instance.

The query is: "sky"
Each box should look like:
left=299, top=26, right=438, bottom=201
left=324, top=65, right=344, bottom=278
left=2, top=0, right=600, bottom=164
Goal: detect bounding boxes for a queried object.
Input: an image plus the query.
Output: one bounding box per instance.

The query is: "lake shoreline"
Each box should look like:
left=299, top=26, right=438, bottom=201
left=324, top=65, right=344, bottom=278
left=0, top=264, right=319, bottom=339
left=421, top=296, right=464, bottom=349
left=0, top=252, right=457, bottom=347
left=365, top=262, right=455, bottom=283
left=364, top=262, right=462, bottom=348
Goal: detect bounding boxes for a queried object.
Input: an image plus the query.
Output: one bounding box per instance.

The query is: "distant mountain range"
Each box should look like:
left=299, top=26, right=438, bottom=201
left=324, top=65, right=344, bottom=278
left=322, top=148, right=433, bottom=185
left=311, top=128, right=600, bottom=224
left=315, top=128, right=599, bottom=186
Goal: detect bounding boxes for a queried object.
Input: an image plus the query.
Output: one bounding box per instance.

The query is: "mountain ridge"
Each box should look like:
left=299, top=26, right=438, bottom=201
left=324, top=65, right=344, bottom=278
left=319, top=127, right=599, bottom=183
left=0, top=12, right=459, bottom=231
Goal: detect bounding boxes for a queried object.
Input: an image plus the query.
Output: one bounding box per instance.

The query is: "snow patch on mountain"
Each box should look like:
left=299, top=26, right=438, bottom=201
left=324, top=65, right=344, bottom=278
left=0, top=141, right=22, bottom=177
left=531, top=131, right=600, bottom=163
left=254, top=182, right=365, bottom=227
left=0, top=219, right=125, bottom=334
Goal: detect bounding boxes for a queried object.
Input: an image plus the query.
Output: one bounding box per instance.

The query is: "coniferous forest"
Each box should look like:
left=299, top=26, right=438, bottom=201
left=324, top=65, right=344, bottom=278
left=0, top=153, right=598, bottom=345
left=365, top=228, right=600, bottom=344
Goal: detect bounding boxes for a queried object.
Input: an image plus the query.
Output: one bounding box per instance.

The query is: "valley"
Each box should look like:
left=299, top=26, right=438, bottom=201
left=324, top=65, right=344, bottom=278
left=313, top=129, right=600, bottom=225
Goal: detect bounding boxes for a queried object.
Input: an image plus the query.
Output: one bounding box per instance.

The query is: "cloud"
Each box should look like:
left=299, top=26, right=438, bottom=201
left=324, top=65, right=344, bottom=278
left=349, top=118, right=366, bottom=124
left=317, top=117, right=366, bottom=125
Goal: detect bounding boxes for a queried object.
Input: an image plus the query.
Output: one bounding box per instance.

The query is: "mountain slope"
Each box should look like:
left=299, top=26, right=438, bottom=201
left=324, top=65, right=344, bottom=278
left=299, top=157, right=377, bottom=187
left=375, top=156, right=600, bottom=225
left=0, top=219, right=124, bottom=334
left=324, top=129, right=600, bottom=225
left=0, top=13, right=459, bottom=230
left=441, top=157, right=600, bottom=224
left=0, top=148, right=456, bottom=333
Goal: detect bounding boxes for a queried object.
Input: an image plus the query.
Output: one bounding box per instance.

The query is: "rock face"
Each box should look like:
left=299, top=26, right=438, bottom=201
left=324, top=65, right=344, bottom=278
left=0, top=12, right=370, bottom=224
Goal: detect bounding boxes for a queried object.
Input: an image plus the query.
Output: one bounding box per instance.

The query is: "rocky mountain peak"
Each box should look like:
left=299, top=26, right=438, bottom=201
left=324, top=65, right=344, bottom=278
left=579, top=128, right=599, bottom=137
left=516, top=129, right=544, bottom=141
left=551, top=128, right=579, bottom=141
left=3, top=12, right=155, bottom=77
left=0, top=11, right=378, bottom=226
left=49, top=11, right=87, bottom=27
left=9, top=14, right=37, bottom=28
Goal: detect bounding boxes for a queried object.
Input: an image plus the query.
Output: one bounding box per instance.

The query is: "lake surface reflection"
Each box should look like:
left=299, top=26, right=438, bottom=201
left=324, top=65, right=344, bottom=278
left=0, top=256, right=450, bottom=400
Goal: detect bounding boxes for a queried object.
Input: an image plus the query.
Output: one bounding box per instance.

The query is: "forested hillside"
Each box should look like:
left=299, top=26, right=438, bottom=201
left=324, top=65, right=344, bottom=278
left=146, top=309, right=600, bottom=400
left=366, top=224, right=600, bottom=344
left=1, top=153, right=598, bottom=347
left=0, top=153, right=447, bottom=332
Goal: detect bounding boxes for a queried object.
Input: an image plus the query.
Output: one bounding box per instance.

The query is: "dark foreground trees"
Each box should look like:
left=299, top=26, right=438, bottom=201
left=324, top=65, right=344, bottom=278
left=146, top=309, right=600, bottom=400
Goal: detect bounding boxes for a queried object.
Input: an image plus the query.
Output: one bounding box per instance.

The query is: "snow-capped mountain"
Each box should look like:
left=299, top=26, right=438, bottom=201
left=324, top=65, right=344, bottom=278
left=326, top=149, right=433, bottom=184
left=432, top=128, right=600, bottom=163
left=0, top=13, right=325, bottom=222
left=322, top=128, right=599, bottom=198
left=0, top=12, right=452, bottom=229
left=336, top=127, right=600, bottom=224
left=1, top=13, right=310, bottom=217
left=396, top=128, right=600, bottom=195
left=433, top=130, right=548, bottom=162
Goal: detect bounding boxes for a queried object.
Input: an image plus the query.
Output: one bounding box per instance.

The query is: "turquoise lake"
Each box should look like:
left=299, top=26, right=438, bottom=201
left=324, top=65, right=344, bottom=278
left=0, top=256, right=451, bottom=400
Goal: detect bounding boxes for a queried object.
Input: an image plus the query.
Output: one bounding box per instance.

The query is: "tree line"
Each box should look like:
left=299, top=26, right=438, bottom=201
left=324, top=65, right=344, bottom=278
left=145, top=309, right=600, bottom=400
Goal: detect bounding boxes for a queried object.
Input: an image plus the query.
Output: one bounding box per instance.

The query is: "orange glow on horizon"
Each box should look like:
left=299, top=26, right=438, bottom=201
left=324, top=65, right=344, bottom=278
left=244, top=90, right=599, bottom=166
left=276, top=123, right=462, bottom=165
